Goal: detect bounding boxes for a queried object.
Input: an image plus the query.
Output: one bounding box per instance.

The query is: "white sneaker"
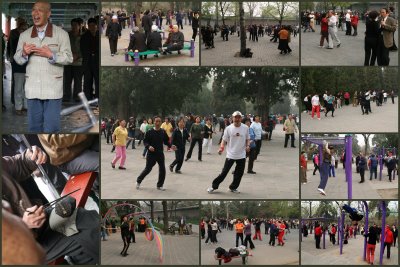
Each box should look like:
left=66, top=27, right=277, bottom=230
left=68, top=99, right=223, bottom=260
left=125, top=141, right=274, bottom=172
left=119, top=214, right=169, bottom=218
left=229, top=189, right=240, bottom=193
left=136, top=182, right=140, bottom=190
left=317, top=188, right=326, bottom=196
left=157, top=187, right=166, bottom=191
left=207, top=187, right=215, bottom=193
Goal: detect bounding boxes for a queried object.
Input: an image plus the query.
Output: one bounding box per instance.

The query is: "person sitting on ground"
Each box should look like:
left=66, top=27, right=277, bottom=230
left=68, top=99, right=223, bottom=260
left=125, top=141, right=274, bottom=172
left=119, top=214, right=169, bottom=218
left=127, top=26, right=147, bottom=60
left=146, top=25, right=162, bottom=57
left=162, top=25, right=184, bottom=55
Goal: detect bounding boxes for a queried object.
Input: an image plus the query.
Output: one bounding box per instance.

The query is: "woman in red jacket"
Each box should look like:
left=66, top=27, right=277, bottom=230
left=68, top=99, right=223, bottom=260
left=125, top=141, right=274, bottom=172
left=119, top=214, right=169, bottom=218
left=315, top=223, right=323, bottom=249
left=384, top=225, right=394, bottom=259
left=319, top=13, right=329, bottom=47
left=351, top=12, right=359, bottom=36
left=277, top=221, right=286, bottom=246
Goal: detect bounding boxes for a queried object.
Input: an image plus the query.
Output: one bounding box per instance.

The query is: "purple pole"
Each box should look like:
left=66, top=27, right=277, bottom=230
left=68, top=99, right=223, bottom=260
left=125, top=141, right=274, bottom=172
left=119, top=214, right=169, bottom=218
left=340, top=211, right=345, bottom=254
left=190, top=39, right=195, bottom=58
left=379, top=201, right=386, bottom=265
left=134, top=50, right=140, bottom=66
left=124, top=49, right=129, bottom=62
left=362, top=201, right=369, bottom=262
left=323, top=226, right=326, bottom=249
left=379, top=148, right=383, bottom=180
left=345, top=135, right=353, bottom=199
left=337, top=216, right=340, bottom=246
left=319, top=145, right=323, bottom=168
left=300, top=220, right=303, bottom=242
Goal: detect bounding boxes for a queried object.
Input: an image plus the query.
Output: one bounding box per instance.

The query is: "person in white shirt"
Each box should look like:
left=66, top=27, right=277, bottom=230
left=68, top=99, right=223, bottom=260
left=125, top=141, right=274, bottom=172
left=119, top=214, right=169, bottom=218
left=207, top=111, right=250, bottom=194
left=311, top=94, right=321, bottom=120
left=138, top=119, right=148, bottom=146
left=327, top=10, right=341, bottom=49
left=345, top=10, right=352, bottom=35
left=383, top=91, right=388, bottom=103
left=250, top=115, right=263, bottom=160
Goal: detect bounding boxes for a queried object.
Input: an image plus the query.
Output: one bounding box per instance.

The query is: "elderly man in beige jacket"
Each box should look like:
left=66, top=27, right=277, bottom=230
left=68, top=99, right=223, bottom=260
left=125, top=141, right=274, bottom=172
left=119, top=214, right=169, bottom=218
left=14, top=1, right=72, bottom=133
left=283, top=114, right=298, bottom=148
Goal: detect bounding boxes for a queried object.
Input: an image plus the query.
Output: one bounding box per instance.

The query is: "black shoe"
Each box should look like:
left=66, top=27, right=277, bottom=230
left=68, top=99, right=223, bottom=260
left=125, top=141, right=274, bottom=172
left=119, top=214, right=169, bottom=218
left=247, top=171, right=256, bottom=174
left=111, top=163, right=115, bottom=169
left=291, top=146, right=296, bottom=148
left=175, top=170, right=182, bottom=174
left=359, top=181, right=364, bottom=183
left=199, top=159, right=202, bottom=162
left=337, top=43, right=341, bottom=48
left=169, top=165, right=173, bottom=172
left=119, top=166, right=126, bottom=170
left=185, top=158, right=189, bottom=161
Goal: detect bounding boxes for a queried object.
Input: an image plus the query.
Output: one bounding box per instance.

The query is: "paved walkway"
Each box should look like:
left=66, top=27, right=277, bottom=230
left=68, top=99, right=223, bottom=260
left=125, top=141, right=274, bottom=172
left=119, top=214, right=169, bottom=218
left=101, top=124, right=299, bottom=199
left=201, top=228, right=299, bottom=265
left=301, top=162, right=398, bottom=199
left=101, top=230, right=199, bottom=265
left=300, top=102, right=398, bottom=133
left=301, top=230, right=398, bottom=265
left=1, top=62, right=99, bottom=133
left=101, top=19, right=199, bottom=66
left=301, top=23, right=398, bottom=66
left=200, top=31, right=299, bottom=66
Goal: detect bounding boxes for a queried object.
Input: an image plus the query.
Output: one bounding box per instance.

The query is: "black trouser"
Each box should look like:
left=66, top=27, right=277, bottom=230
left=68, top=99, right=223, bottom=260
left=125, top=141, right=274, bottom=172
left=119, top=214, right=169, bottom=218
left=346, top=21, right=352, bottom=35
left=269, top=234, right=276, bottom=246
left=255, top=139, right=262, bottom=158
left=284, top=133, right=295, bottom=147
left=316, top=235, right=321, bottom=248
left=186, top=138, right=202, bottom=160
left=171, top=147, right=185, bottom=171
left=177, top=19, right=183, bottom=29
left=360, top=168, right=365, bottom=182
left=325, top=104, right=334, bottom=116
left=212, top=158, right=246, bottom=190
left=332, top=234, right=336, bottom=245
left=384, top=243, right=391, bottom=258
left=129, top=231, right=135, bottom=243
left=236, top=233, right=244, bottom=247
left=364, top=37, right=378, bottom=66
left=352, top=24, right=357, bottom=36
left=106, top=130, right=112, bottom=143
left=121, top=236, right=130, bottom=255
left=370, top=167, right=377, bottom=179
left=137, top=152, right=166, bottom=187
left=201, top=228, right=205, bottom=239
left=388, top=168, right=395, bottom=181
left=267, top=130, right=272, bottom=140
left=247, top=148, right=256, bottom=172
left=83, top=57, right=99, bottom=100
left=377, top=36, right=390, bottom=66
left=205, top=230, right=212, bottom=243
left=212, top=230, right=218, bottom=243
left=63, top=65, right=83, bottom=101
left=244, top=234, right=255, bottom=249
left=126, top=130, right=136, bottom=149
left=109, top=38, right=118, bottom=54
left=192, top=27, right=198, bottom=41
left=313, top=164, right=319, bottom=175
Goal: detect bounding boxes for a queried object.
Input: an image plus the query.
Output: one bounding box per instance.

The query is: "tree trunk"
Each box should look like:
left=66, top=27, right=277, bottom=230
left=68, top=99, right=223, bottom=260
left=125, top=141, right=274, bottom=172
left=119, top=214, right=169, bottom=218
left=219, top=2, right=226, bottom=25
left=239, top=2, right=246, bottom=56
left=135, top=2, right=143, bottom=29
left=150, top=201, right=154, bottom=222
left=215, top=2, right=219, bottom=26
left=162, top=201, right=169, bottom=234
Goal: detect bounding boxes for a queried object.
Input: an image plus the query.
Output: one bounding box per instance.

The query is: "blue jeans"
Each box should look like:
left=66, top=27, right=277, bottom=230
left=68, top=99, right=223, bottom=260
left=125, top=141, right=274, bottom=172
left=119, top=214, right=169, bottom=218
left=27, top=99, right=62, bottom=132
left=329, top=165, right=335, bottom=177
left=318, top=162, right=330, bottom=190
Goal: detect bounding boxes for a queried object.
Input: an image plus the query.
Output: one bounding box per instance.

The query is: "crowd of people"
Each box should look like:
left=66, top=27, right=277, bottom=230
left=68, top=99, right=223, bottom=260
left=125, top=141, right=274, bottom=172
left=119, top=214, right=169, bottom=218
left=2, top=1, right=99, bottom=132
left=101, top=111, right=298, bottom=192
left=302, top=7, right=397, bottom=66
left=200, top=23, right=298, bottom=55
left=102, top=8, right=199, bottom=58
left=201, top=217, right=298, bottom=249
left=303, top=220, right=398, bottom=263
left=303, top=90, right=396, bottom=119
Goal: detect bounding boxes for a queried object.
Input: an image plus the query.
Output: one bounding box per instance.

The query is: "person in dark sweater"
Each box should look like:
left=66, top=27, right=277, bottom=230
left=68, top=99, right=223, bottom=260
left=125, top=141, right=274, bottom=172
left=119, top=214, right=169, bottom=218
left=105, top=15, right=122, bottom=56
left=170, top=117, right=189, bottom=173
left=191, top=12, right=199, bottom=41
left=136, top=116, right=175, bottom=190
left=127, top=27, right=147, bottom=60
left=120, top=216, right=130, bottom=257
left=365, top=225, right=378, bottom=264
left=185, top=116, right=204, bottom=161
left=147, top=25, right=162, bottom=55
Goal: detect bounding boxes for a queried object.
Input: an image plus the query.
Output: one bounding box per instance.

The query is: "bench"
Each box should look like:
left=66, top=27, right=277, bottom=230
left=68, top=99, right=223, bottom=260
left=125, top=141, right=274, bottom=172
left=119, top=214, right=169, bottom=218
left=214, top=251, right=252, bottom=265
left=125, top=39, right=195, bottom=66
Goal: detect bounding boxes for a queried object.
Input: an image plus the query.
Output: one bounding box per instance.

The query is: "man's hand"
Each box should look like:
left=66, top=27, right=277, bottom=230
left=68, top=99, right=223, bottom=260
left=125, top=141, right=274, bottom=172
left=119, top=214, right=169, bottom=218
left=246, top=146, right=250, bottom=153
left=22, top=43, right=37, bottom=57
left=171, top=145, right=177, bottom=151
left=22, top=205, right=46, bottom=229
left=218, top=146, right=224, bottom=155
left=26, top=145, right=47, bottom=165
left=32, top=45, right=53, bottom=59
left=149, top=146, right=155, bottom=152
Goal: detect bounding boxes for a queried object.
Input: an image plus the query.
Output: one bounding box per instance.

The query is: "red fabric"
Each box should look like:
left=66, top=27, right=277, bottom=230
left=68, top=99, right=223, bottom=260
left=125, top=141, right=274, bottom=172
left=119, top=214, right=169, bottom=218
left=344, top=92, right=350, bottom=99
left=200, top=221, right=205, bottom=229
left=321, top=17, right=328, bottom=32
left=315, top=226, right=322, bottom=236
left=351, top=15, right=359, bottom=26
left=385, top=227, right=394, bottom=243
left=366, top=243, right=376, bottom=264
left=331, top=226, right=337, bottom=235
left=300, top=155, right=307, bottom=168
left=312, top=105, right=320, bottom=119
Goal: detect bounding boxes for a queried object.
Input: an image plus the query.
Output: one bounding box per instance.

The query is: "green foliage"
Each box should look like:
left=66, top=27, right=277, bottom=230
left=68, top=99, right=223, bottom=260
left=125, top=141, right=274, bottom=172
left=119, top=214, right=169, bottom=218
left=371, top=134, right=398, bottom=152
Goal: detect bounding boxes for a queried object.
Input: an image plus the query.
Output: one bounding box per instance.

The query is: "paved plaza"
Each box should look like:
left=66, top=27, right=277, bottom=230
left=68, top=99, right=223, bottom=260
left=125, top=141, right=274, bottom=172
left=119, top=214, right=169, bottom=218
left=301, top=230, right=398, bottom=265
left=101, top=19, right=199, bottom=66
left=1, top=63, right=99, bottom=133
left=101, top=124, right=299, bottom=199
left=301, top=162, right=398, bottom=199
left=201, top=228, right=299, bottom=265
left=101, top=229, right=199, bottom=265
left=200, top=31, right=299, bottom=66
left=301, top=23, right=399, bottom=66
left=300, top=102, right=398, bottom=133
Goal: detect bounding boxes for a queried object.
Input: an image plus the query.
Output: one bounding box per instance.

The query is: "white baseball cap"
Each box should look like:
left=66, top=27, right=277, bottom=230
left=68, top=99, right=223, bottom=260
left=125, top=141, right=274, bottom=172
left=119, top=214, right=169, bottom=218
left=232, top=111, right=243, bottom=117
left=112, top=15, right=118, bottom=20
